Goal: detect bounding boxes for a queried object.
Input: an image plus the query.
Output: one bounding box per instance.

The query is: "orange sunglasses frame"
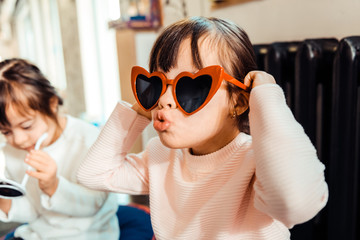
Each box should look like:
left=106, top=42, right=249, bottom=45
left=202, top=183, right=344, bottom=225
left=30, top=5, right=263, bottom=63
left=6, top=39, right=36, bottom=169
left=131, top=65, right=249, bottom=115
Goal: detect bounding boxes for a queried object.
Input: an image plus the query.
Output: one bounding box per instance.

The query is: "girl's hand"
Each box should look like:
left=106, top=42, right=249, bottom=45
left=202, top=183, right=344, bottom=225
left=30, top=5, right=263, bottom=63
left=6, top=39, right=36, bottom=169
left=132, top=102, right=152, bottom=120
left=0, top=198, right=12, bottom=214
left=244, top=71, right=276, bottom=89
left=25, top=150, right=59, bottom=197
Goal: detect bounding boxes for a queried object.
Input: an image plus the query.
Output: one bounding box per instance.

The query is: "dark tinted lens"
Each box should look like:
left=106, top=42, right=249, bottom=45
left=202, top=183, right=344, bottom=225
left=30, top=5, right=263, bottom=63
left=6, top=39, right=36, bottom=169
left=136, top=74, right=163, bottom=109
left=176, top=75, right=212, bottom=113
left=0, top=185, right=23, bottom=197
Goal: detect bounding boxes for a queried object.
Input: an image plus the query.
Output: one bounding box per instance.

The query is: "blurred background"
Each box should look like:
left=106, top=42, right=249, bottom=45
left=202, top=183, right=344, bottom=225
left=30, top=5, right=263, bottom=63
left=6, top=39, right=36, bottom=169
left=0, top=0, right=359, bottom=239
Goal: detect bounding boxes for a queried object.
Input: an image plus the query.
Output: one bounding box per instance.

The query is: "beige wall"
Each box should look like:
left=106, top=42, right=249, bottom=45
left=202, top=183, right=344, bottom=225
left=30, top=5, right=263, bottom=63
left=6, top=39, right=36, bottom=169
left=116, top=29, right=144, bottom=153
left=181, top=0, right=360, bottom=44
left=0, top=39, right=18, bottom=59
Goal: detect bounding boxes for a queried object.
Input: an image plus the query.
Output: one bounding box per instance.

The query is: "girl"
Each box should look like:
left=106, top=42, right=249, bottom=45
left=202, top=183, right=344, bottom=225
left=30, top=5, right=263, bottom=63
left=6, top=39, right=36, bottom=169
left=0, top=58, right=119, bottom=240
left=77, top=17, right=328, bottom=239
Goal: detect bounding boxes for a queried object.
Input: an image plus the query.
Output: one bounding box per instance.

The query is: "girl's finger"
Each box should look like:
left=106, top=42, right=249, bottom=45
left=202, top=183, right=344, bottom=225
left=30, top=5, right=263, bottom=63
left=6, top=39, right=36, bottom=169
left=26, top=169, right=47, bottom=180
left=28, top=150, right=49, bottom=161
left=25, top=153, right=48, bottom=168
left=243, top=71, right=276, bottom=89
left=26, top=151, right=53, bottom=166
left=243, top=72, right=252, bottom=88
left=243, top=71, right=260, bottom=89
left=24, top=157, right=47, bottom=172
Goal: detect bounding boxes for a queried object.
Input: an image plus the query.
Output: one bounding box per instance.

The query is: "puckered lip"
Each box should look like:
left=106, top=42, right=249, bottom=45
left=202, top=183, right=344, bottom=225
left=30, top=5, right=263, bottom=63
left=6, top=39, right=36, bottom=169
left=156, top=110, right=167, bottom=121
left=153, top=110, right=171, bottom=132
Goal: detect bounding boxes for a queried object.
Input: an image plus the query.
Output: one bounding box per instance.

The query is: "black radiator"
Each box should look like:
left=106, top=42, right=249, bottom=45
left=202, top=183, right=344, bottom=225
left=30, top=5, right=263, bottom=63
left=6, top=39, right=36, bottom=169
left=253, top=36, right=360, bottom=240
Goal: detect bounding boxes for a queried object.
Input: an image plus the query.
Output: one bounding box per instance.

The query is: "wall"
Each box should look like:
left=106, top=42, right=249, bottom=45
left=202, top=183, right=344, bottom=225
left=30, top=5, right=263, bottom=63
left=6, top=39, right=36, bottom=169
left=188, top=0, right=360, bottom=44
left=0, top=40, right=17, bottom=59
left=0, top=0, right=18, bottom=59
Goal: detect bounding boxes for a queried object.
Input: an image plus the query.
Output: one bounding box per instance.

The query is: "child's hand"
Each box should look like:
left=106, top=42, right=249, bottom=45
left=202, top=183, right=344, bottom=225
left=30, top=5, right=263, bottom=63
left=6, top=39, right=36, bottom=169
left=0, top=198, right=12, bottom=214
left=244, top=71, right=276, bottom=89
left=25, top=150, right=59, bottom=197
left=132, top=102, right=152, bottom=120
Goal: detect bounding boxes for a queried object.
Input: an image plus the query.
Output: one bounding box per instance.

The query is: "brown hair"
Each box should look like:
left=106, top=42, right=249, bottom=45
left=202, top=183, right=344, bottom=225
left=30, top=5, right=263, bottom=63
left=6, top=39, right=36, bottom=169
left=149, top=16, right=257, bottom=133
left=0, top=58, right=63, bottom=129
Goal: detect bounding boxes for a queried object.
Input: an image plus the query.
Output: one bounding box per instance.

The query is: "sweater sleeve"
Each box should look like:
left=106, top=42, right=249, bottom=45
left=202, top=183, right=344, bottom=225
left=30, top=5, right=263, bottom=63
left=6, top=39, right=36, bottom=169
left=249, top=84, right=328, bottom=228
left=0, top=197, right=38, bottom=223
left=40, top=176, right=110, bottom=217
left=77, top=101, right=151, bottom=195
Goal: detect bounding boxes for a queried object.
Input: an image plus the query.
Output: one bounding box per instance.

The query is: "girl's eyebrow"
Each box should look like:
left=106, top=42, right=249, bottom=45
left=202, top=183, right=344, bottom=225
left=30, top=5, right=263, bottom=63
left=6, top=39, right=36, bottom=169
left=0, top=125, right=11, bottom=131
left=11, top=117, right=33, bottom=128
left=0, top=115, right=33, bottom=131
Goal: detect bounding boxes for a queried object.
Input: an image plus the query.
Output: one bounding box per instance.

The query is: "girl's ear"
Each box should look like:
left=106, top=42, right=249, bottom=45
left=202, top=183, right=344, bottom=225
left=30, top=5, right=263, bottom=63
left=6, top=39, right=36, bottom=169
left=230, top=91, right=249, bottom=117
left=49, top=96, right=59, bottom=113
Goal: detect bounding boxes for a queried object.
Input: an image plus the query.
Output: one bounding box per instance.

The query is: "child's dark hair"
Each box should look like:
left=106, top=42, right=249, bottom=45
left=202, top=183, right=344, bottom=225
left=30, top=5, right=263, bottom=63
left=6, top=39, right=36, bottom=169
left=0, top=58, right=63, bottom=128
left=149, top=16, right=257, bottom=133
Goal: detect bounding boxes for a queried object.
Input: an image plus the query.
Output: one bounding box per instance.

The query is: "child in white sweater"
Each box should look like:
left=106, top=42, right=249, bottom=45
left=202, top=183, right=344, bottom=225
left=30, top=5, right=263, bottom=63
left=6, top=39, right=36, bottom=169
left=77, top=17, right=328, bottom=239
left=0, top=58, right=119, bottom=240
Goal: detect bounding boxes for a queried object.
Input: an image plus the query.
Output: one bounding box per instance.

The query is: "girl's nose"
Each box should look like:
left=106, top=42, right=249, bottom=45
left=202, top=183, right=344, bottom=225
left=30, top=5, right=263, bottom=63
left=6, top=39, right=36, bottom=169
left=158, top=85, right=176, bottom=110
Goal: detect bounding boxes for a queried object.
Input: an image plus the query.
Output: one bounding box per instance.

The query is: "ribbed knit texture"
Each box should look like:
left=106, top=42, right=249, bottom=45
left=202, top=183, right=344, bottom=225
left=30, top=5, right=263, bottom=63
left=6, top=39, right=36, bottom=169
left=77, top=84, right=328, bottom=240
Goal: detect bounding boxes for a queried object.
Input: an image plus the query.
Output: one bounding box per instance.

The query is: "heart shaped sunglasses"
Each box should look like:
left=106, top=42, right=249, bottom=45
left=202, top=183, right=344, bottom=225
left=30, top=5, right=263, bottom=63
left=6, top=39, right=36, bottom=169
left=131, top=65, right=249, bottom=115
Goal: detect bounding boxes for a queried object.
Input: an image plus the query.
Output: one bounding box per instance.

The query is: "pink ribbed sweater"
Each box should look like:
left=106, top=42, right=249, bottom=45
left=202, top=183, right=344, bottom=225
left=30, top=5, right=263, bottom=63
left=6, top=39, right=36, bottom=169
left=77, top=84, right=328, bottom=240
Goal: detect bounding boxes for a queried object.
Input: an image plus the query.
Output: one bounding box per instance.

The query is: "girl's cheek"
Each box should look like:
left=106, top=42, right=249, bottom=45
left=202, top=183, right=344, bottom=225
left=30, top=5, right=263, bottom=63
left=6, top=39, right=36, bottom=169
left=4, top=136, right=13, bottom=145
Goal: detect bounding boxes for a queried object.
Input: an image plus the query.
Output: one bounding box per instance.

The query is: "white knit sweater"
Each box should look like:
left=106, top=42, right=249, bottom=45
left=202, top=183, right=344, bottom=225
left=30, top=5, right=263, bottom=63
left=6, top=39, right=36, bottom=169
left=0, top=116, right=119, bottom=240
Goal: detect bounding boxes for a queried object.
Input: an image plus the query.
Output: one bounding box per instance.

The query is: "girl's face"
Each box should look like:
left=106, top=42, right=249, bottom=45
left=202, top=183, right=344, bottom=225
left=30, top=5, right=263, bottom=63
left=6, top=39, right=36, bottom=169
left=152, top=38, right=240, bottom=155
left=0, top=105, right=59, bottom=151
